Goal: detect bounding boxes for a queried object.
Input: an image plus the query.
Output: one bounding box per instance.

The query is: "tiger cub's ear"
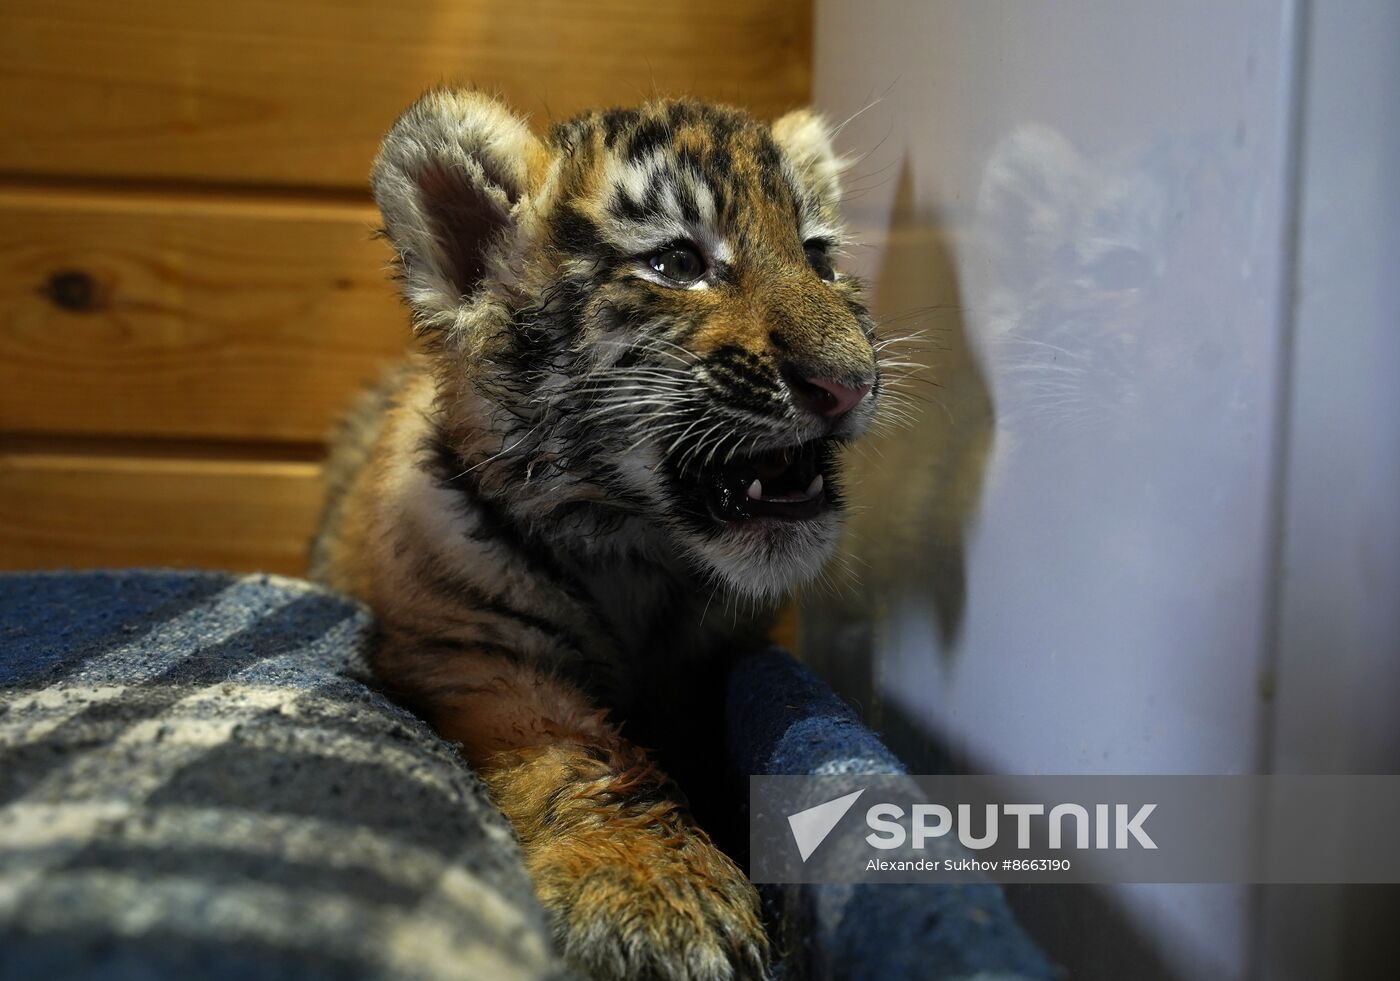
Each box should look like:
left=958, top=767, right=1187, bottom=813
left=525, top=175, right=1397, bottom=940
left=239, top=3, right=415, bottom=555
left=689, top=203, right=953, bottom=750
left=372, top=89, right=550, bottom=328
left=771, top=109, right=846, bottom=215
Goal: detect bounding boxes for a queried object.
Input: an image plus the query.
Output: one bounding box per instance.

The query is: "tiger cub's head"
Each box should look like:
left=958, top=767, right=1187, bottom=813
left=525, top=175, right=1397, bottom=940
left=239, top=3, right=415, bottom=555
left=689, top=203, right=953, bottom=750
left=373, top=91, right=884, bottom=599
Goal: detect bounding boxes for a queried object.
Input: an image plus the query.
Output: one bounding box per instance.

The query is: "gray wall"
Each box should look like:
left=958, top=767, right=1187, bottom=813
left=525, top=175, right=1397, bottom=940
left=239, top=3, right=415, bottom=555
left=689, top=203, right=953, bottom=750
left=803, top=2, right=1400, bottom=978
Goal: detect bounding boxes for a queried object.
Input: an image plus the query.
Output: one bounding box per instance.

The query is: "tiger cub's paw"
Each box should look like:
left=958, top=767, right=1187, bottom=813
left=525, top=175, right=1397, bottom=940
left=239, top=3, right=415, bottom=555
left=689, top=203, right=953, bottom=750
left=537, top=826, right=769, bottom=981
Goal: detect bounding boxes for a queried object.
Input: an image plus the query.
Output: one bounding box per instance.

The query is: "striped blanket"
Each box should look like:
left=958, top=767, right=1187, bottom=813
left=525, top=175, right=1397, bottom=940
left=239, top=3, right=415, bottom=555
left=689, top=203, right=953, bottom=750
left=0, top=570, right=1051, bottom=981
left=0, top=571, right=569, bottom=980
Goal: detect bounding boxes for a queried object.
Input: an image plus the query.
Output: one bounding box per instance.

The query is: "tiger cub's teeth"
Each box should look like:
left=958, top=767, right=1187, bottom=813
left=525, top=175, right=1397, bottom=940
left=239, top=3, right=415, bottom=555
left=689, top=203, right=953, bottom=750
left=806, top=474, right=824, bottom=498
left=746, top=479, right=764, bottom=500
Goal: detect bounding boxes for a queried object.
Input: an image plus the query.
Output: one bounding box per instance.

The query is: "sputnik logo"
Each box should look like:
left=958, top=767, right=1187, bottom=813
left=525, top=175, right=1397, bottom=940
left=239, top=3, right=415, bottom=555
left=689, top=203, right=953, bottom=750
left=787, top=789, right=865, bottom=862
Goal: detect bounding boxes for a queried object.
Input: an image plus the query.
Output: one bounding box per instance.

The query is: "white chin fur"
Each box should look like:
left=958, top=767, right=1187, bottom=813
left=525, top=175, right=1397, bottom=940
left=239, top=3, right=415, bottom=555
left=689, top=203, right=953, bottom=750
left=689, top=512, right=842, bottom=601
left=612, top=441, right=841, bottom=600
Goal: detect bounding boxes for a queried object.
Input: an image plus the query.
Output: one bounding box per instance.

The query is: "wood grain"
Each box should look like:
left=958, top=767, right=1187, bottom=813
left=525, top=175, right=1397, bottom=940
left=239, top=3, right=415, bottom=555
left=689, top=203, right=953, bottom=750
left=0, top=185, right=408, bottom=442
left=0, top=0, right=812, bottom=189
left=0, top=0, right=815, bottom=578
left=0, top=451, right=324, bottom=575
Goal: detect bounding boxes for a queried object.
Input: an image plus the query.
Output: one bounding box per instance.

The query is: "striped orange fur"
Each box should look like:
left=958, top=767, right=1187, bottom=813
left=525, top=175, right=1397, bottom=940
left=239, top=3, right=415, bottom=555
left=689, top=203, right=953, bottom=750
left=312, top=90, right=891, bottom=980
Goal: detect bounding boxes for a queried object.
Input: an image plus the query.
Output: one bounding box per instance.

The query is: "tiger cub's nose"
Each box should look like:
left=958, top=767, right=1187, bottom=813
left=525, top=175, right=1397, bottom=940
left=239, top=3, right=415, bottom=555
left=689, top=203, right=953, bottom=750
left=783, top=371, right=871, bottom=419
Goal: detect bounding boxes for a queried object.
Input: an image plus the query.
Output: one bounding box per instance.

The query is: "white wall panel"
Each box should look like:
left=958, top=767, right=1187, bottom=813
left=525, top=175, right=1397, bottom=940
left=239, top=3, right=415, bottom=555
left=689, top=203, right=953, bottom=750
left=805, top=3, right=1305, bottom=978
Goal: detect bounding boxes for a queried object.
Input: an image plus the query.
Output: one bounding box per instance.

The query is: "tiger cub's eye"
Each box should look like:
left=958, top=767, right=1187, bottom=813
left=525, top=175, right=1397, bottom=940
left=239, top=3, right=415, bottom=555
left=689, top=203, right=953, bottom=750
left=647, top=243, right=707, bottom=285
left=804, top=240, right=836, bottom=282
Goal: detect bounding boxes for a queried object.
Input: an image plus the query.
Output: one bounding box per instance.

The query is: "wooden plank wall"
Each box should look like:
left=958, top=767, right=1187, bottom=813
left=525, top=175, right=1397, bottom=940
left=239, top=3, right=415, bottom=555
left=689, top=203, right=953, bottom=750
left=0, top=0, right=811, bottom=575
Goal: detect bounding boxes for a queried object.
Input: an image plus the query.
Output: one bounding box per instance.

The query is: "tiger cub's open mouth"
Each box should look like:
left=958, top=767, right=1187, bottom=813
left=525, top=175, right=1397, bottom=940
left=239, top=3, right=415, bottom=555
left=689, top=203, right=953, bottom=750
left=700, top=438, right=837, bottom=523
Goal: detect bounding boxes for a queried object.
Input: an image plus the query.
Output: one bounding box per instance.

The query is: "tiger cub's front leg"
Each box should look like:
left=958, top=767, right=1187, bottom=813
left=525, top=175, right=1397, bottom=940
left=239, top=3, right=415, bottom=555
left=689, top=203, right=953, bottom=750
left=403, top=649, right=769, bottom=981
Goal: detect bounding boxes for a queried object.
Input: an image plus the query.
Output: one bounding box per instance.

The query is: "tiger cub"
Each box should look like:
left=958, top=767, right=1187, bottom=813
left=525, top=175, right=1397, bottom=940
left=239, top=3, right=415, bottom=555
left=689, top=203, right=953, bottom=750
left=311, top=90, right=882, bottom=981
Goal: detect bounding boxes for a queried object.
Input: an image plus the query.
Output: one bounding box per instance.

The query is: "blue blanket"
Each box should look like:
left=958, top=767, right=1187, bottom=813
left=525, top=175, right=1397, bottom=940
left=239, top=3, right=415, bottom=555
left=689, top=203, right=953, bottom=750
left=1, top=570, right=1050, bottom=980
